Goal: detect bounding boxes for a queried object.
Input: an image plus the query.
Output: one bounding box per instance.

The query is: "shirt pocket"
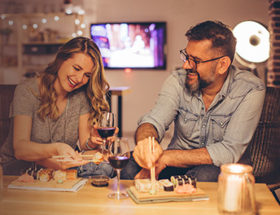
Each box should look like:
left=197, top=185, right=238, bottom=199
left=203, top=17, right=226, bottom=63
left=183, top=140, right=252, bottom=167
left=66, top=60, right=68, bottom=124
left=178, top=109, right=199, bottom=138
left=211, top=116, right=231, bottom=142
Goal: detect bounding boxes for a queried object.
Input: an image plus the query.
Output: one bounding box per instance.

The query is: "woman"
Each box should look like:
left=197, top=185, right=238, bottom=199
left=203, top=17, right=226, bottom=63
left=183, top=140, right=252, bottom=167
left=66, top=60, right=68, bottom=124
left=0, top=37, right=114, bottom=175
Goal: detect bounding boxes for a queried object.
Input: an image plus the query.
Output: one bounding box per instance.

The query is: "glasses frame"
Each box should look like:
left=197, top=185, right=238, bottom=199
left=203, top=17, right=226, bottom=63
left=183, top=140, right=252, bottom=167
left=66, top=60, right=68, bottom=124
left=180, top=49, right=226, bottom=68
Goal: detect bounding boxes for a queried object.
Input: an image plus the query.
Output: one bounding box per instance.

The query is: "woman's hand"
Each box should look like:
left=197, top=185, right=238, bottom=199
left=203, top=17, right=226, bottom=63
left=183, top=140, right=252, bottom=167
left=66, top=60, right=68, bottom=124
left=54, top=142, right=79, bottom=159
left=88, top=125, right=119, bottom=149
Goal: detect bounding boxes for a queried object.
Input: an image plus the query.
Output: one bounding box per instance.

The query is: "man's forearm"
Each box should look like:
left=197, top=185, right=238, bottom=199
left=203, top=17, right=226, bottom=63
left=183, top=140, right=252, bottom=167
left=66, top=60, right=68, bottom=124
left=162, top=148, right=213, bottom=168
left=135, top=123, right=159, bottom=143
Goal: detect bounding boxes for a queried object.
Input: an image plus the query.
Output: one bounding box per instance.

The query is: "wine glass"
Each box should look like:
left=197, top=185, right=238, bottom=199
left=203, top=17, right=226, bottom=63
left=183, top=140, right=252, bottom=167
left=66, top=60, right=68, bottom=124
left=97, top=112, right=116, bottom=154
left=108, top=137, right=131, bottom=199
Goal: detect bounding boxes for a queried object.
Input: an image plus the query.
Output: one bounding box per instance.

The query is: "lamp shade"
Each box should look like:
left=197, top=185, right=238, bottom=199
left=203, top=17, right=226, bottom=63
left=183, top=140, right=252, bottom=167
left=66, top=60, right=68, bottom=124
left=233, top=21, right=270, bottom=64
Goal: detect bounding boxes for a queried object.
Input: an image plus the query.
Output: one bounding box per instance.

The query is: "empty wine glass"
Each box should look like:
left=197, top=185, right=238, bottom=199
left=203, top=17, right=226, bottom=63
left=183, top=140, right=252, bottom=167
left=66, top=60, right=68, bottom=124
left=108, top=137, right=130, bottom=199
left=97, top=112, right=116, bottom=154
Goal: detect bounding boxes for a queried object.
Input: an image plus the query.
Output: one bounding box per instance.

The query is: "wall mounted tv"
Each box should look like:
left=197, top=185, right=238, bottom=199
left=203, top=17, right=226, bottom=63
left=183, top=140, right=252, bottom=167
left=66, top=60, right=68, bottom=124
left=90, top=22, right=167, bottom=70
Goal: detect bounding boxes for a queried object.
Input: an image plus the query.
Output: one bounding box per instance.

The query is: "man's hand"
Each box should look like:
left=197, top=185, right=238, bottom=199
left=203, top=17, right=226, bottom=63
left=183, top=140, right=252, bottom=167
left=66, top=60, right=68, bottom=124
left=134, top=152, right=167, bottom=179
left=133, top=137, right=163, bottom=169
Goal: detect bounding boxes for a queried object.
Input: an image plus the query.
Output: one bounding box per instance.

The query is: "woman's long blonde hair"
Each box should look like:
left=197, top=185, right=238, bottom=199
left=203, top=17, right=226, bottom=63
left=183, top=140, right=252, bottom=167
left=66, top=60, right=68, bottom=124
left=37, top=36, right=110, bottom=124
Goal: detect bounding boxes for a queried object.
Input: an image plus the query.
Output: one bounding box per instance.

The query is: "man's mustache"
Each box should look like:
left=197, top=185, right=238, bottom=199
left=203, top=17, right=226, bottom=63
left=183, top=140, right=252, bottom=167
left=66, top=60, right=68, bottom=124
left=185, top=69, right=200, bottom=79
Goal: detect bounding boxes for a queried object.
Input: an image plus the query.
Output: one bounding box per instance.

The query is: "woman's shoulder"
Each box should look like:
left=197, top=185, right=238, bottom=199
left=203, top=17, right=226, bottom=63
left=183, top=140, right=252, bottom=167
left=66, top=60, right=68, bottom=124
left=16, top=78, right=39, bottom=93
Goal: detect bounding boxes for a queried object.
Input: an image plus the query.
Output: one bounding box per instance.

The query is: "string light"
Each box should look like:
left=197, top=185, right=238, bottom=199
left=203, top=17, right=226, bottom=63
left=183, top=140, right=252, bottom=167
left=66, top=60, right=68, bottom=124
left=22, top=24, right=28, bottom=30
left=41, top=18, right=47, bottom=24
left=54, top=16, right=60, bottom=21
left=74, top=19, right=80, bottom=25
left=8, top=20, right=14, bottom=26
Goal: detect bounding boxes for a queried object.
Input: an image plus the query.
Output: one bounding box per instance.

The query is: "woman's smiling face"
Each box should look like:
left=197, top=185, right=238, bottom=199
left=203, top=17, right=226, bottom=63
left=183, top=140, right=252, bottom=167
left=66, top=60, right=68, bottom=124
left=55, top=52, right=94, bottom=95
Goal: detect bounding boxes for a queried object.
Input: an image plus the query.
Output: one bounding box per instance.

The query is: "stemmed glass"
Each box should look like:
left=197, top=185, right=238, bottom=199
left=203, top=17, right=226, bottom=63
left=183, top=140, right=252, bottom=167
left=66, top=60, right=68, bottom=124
left=108, top=137, right=130, bottom=199
left=97, top=112, right=116, bottom=154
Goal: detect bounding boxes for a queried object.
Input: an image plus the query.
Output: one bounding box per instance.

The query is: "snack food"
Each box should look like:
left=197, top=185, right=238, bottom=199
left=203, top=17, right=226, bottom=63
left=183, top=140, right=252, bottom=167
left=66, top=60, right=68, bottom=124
left=16, top=173, right=35, bottom=183
left=159, top=179, right=174, bottom=191
left=135, top=179, right=162, bottom=193
left=53, top=170, right=67, bottom=183
left=66, top=169, right=77, bottom=180
left=170, top=174, right=197, bottom=188
left=37, top=169, right=53, bottom=182
left=175, top=183, right=196, bottom=194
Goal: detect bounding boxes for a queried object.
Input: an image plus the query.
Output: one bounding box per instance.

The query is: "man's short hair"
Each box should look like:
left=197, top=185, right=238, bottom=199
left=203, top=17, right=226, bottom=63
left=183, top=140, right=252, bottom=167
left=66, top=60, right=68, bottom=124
left=185, top=20, right=236, bottom=63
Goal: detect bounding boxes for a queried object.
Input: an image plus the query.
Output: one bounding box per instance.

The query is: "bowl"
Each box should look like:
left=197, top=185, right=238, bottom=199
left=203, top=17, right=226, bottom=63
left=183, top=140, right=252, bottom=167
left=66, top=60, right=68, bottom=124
left=91, top=175, right=109, bottom=187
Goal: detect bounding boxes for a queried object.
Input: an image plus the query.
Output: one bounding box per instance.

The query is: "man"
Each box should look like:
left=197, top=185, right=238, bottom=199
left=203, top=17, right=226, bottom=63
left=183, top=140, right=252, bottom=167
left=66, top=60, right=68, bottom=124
left=123, top=20, right=265, bottom=181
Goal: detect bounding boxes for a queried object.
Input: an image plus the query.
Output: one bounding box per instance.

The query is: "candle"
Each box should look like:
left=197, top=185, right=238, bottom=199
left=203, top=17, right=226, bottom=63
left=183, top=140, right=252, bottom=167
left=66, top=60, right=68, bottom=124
left=218, top=164, right=256, bottom=214
left=223, top=174, right=243, bottom=211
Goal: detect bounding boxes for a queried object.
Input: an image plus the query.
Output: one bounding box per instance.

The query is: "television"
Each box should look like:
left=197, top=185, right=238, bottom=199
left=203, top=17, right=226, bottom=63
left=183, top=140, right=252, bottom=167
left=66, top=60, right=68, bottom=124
left=90, top=22, right=167, bottom=70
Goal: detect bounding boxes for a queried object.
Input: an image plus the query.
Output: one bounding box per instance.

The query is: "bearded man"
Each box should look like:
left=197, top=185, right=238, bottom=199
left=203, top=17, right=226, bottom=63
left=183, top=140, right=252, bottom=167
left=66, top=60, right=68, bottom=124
left=122, top=20, right=265, bottom=181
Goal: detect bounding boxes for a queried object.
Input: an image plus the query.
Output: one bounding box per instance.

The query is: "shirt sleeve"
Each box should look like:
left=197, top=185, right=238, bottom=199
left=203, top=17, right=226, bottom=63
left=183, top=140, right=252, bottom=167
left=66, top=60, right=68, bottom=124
left=206, top=88, right=266, bottom=166
left=138, top=73, right=181, bottom=140
left=11, top=82, right=37, bottom=117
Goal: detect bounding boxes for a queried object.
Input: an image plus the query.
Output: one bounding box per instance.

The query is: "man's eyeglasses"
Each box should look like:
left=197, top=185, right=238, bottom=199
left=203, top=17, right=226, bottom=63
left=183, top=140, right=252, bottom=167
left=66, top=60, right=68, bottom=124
left=180, top=49, right=225, bottom=68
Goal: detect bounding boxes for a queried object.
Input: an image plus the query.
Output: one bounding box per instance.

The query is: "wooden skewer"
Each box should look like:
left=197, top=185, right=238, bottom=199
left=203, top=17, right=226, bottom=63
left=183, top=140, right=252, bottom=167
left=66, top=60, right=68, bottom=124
left=150, top=136, right=156, bottom=194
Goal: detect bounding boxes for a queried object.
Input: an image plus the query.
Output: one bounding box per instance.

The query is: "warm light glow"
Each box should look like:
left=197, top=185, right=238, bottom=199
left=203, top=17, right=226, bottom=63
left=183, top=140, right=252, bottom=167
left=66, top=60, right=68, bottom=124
left=124, top=68, right=132, bottom=73
left=41, top=18, right=47, bottom=24
left=228, top=164, right=245, bottom=173
left=54, top=16, right=60, bottom=21
left=233, top=21, right=269, bottom=63
left=77, top=30, right=83, bottom=36
left=75, top=19, right=80, bottom=25
left=22, top=24, right=27, bottom=30
left=80, top=23, right=86, bottom=29
left=8, top=20, right=13, bottom=26
left=33, top=24, right=38, bottom=29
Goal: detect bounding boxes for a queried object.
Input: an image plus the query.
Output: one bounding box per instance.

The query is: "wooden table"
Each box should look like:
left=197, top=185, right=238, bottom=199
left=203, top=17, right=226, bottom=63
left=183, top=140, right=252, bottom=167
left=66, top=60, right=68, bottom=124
left=0, top=176, right=279, bottom=215
left=107, top=87, right=131, bottom=137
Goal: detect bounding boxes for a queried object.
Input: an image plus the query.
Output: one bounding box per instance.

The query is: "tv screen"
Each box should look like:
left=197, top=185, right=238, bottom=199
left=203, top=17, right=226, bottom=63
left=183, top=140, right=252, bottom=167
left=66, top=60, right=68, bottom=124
left=90, top=22, right=166, bottom=69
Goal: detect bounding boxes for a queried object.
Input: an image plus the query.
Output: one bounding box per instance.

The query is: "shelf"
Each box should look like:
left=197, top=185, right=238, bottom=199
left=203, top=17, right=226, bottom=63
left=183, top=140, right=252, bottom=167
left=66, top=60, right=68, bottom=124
left=23, top=43, right=63, bottom=55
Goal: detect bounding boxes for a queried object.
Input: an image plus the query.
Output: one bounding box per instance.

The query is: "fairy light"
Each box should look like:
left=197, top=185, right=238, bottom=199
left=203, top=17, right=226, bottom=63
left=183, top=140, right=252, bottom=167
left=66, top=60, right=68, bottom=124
left=33, top=24, right=38, bottom=29
left=72, top=32, right=77, bottom=37
left=22, top=24, right=28, bottom=30
left=77, top=30, right=83, bottom=36
left=41, top=18, right=47, bottom=24
left=8, top=20, right=14, bottom=26
left=74, top=18, right=80, bottom=25
left=0, top=14, right=6, bottom=20
left=54, top=16, right=60, bottom=21
left=80, top=23, right=86, bottom=29
left=78, top=9, right=85, bottom=15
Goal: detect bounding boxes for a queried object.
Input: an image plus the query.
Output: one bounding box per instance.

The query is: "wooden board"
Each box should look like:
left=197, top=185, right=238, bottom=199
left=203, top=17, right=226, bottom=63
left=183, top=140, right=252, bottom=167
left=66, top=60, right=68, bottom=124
left=8, top=178, right=88, bottom=192
left=128, top=186, right=209, bottom=204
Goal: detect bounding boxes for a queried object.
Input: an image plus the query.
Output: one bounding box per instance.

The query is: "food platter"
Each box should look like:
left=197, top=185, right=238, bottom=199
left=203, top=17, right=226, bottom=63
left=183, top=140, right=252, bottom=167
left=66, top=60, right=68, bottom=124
left=8, top=177, right=87, bottom=192
left=127, top=185, right=209, bottom=204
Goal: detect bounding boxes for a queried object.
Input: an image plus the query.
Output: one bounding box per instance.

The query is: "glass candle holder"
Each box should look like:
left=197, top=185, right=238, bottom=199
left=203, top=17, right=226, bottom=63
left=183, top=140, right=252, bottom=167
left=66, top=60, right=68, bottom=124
left=217, top=164, right=256, bottom=215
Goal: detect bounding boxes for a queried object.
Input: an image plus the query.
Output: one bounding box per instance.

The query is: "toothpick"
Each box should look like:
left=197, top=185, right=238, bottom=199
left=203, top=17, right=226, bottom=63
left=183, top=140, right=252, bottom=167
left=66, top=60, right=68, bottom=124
left=150, top=136, right=156, bottom=194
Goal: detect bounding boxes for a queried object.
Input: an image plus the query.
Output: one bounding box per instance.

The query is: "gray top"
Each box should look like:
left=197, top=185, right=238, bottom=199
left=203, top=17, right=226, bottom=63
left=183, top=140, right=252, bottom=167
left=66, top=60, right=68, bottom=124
left=0, top=78, right=91, bottom=170
left=138, top=66, right=265, bottom=166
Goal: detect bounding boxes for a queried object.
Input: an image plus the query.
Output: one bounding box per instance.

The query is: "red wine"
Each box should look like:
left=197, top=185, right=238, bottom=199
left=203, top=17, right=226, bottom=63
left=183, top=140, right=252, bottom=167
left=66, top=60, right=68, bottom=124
left=97, top=127, right=116, bottom=138
left=109, top=156, right=129, bottom=169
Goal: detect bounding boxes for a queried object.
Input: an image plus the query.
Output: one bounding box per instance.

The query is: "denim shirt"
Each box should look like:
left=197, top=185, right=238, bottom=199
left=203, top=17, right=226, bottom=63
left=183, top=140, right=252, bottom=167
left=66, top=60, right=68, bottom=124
left=138, top=66, right=265, bottom=166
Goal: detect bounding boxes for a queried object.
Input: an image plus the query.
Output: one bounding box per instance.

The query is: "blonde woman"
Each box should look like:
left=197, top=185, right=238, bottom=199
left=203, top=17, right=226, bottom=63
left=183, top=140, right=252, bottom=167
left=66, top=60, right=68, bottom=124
left=0, top=37, right=115, bottom=175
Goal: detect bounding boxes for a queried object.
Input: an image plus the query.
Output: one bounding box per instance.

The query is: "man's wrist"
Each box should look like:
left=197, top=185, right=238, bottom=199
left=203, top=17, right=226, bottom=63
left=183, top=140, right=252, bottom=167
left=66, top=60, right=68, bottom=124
left=135, top=123, right=160, bottom=143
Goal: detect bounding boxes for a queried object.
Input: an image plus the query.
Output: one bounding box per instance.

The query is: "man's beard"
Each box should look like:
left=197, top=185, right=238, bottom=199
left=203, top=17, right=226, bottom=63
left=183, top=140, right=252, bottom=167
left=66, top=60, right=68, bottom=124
left=185, top=69, right=213, bottom=94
